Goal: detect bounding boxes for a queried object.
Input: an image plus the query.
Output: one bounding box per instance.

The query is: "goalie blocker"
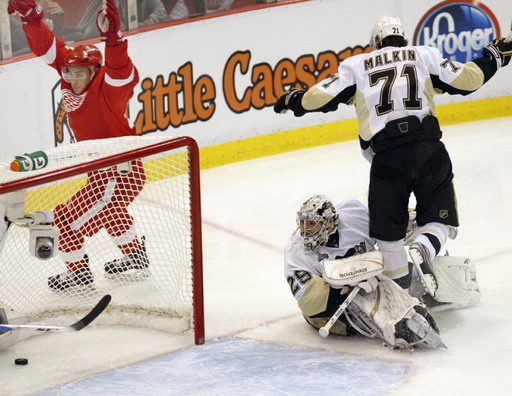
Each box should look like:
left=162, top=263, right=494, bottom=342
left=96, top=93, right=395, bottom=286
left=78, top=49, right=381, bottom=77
left=321, top=251, right=446, bottom=349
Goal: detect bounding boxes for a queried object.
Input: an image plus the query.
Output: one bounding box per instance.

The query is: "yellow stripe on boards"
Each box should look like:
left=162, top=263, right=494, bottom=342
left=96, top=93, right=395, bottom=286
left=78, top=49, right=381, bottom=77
left=21, top=95, right=512, bottom=213
left=199, top=119, right=359, bottom=170
left=200, top=95, right=512, bottom=169
left=436, top=95, right=512, bottom=125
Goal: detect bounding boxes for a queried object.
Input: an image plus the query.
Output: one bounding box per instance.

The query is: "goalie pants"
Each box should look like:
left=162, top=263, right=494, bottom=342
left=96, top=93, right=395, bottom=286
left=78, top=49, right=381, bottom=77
left=53, top=160, right=146, bottom=265
left=368, top=139, right=459, bottom=241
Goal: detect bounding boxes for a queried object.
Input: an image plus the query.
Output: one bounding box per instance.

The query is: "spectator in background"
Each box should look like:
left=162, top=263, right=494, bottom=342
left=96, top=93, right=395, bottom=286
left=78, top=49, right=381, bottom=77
left=116, top=0, right=167, bottom=27
left=166, top=0, right=205, bottom=20
left=72, top=0, right=104, bottom=40
left=72, top=0, right=167, bottom=37
left=40, top=0, right=65, bottom=36
left=10, top=16, right=30, bottom=55
left=205, top=0, right=234, bottom=13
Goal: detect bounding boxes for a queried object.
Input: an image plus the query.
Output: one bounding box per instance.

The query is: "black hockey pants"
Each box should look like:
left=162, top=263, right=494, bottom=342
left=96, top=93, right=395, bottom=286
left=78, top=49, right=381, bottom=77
left=368, top=116, right=459, bottom=241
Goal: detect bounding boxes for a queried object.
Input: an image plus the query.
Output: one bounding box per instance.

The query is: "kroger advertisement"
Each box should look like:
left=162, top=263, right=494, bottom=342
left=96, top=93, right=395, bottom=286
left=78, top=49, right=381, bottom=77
left=0, top=0, right=511, bottom=161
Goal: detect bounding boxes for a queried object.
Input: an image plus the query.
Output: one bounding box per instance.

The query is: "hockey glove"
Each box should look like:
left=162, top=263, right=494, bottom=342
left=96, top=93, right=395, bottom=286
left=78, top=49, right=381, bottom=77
left=7, top=0, right=44, bottom=24
left=274, top=89, right=305, bottom=114
left=96, top=0, right=124, bottom=47
left=357, top=276, right=381, bottom=294
left=483, top=38, right=512, bottom=68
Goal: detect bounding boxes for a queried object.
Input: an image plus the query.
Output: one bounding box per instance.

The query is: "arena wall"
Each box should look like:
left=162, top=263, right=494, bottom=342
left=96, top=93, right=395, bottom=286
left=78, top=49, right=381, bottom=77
left=0, top=0, right=510, bottom=167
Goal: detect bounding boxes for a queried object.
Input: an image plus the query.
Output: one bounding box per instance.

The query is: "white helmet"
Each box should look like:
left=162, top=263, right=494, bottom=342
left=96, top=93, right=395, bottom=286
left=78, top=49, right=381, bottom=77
left=296, top=195, right=339, bottom=253
left=370, top=16, right=406, bottom=50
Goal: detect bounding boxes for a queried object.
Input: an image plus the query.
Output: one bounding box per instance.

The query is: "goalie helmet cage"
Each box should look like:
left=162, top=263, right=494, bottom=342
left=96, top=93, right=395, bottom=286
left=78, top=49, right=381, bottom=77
left=0, top=135, right=205, bottom=345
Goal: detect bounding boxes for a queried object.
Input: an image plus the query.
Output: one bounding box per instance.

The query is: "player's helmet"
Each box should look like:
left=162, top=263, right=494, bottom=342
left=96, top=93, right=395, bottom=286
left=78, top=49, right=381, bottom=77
left=370, top=16, right=406, bottom=50
left=62, top=45, right=103, bottom=83
left=297, top=195, right=339, bottom=253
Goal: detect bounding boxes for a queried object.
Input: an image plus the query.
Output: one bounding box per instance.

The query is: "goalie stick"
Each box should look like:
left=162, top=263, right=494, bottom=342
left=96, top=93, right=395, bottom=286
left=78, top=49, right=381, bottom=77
left=0, top=294, right=111, bottom=333
left=319, top=286, right=360, bottom=337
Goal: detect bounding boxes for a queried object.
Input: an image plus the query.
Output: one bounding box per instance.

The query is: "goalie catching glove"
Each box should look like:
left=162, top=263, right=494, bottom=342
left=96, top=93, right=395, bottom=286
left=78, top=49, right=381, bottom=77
left=7, top=0, right=44, bottom=24
left=96, top=0, right=125, bottom=47
left=483, top=37, right=512, bottom=68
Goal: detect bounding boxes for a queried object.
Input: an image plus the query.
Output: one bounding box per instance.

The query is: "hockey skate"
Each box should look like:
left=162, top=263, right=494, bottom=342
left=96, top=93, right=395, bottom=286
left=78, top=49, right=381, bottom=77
left=409, top=242, right=438, bottom=297
left=104, top=237, right=150, bottom=280
left=397, top=307, right=447, bottom=350
left=48, top=266, right=94, bottom=291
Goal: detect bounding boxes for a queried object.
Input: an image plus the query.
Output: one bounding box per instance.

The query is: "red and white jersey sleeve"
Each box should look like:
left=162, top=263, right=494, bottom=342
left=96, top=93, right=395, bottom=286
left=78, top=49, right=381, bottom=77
left=23, top=22, right=139, bottom=141
left=22, top=20, right=71, bottom=75
left=102, top=41, right=139, bottom=114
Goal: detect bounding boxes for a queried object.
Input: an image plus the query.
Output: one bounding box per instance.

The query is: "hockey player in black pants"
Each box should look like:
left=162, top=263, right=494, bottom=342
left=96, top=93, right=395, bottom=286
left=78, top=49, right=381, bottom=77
left=275, top=16, right=511, bottom=303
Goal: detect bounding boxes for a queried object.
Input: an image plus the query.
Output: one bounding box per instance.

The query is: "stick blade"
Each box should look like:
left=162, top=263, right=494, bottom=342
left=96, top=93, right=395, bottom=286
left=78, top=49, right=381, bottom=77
left=69, top=294, right=112, bottom=331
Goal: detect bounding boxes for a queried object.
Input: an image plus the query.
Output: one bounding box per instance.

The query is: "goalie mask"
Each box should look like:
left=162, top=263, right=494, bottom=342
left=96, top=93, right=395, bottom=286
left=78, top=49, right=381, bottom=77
left=297, top=195, right=339, bottom=253
left=370, top=16, right=406, bottom=50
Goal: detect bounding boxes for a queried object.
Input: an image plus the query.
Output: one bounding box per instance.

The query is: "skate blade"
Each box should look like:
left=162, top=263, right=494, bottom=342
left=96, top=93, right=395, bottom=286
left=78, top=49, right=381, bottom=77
left=407, top=314, right=447, bottom=350
left=409, top=248, right=437, bottom=297
left=103, top=268, right=151, bottom=282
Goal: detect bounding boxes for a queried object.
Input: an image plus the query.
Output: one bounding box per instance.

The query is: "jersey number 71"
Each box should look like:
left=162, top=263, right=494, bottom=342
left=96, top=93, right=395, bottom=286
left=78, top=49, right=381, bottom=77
left=369, top=65, right=422, bottom=115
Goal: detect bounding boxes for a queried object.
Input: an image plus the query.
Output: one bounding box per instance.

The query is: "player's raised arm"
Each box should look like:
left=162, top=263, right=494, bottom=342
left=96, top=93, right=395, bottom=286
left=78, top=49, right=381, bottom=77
left=425, top=37, right=512, bottom=97
left=96, top=0, right=125, bottom=48
left=8, top=0, right=69, bottom=72
left=96, top=0, right=138, bottom=89
left=7, top=0, right=43, bottom=25
left=274, top=67, right=356, bottom=117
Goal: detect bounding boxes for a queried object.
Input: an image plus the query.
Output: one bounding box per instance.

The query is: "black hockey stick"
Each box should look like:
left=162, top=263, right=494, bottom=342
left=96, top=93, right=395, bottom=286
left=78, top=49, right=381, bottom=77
left=0, top=294, right=111, bottom=333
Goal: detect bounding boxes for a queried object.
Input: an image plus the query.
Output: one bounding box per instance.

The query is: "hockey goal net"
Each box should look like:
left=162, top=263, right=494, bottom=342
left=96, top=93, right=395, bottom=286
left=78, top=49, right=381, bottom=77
left=0, top=135, right=204, bottom=345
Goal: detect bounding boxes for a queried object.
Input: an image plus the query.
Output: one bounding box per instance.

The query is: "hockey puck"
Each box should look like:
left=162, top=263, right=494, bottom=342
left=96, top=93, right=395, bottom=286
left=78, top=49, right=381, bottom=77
left=14, top=358, right=28, bottom=366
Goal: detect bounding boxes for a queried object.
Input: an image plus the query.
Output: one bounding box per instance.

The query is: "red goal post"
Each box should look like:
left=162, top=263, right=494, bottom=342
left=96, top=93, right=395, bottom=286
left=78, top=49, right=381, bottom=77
left=0, top=135, right=205, bottom=345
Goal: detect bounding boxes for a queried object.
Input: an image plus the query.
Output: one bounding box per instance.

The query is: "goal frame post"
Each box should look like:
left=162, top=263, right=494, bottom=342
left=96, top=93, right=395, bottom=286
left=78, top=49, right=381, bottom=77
left=0, top=135, right=205, bottom=345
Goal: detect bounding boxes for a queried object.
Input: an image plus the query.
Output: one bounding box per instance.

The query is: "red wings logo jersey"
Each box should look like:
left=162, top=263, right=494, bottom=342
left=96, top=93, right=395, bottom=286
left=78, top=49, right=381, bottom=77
left=284, top=199, right=376, bottom=302
left=61, top=89, right=87, bottom=113
left=312, top=45, right=484, bottom=143
left=22, top=21, right=139, bottom=142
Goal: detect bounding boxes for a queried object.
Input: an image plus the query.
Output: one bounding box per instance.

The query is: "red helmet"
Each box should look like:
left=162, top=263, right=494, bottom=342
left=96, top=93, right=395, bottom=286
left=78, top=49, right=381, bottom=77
left=63, top=45, right=103, bottom=80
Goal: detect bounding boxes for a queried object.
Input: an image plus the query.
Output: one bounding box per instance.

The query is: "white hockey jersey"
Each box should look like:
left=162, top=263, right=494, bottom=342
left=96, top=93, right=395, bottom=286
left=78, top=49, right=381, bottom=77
left=284, top=199, right=376, bottom=303
left=297, top=45, right=490, bottom=159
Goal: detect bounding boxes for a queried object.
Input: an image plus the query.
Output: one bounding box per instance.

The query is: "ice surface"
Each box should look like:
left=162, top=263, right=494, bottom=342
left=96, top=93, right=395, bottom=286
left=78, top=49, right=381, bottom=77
left=0, top=117, right=511, bottom=395
left=39, top=338, right=409, bottom=395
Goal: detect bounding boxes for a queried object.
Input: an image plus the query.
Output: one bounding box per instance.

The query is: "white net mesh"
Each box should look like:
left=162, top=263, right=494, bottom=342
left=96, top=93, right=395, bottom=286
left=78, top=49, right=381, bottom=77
left=0, top=135, right=202, bottom=340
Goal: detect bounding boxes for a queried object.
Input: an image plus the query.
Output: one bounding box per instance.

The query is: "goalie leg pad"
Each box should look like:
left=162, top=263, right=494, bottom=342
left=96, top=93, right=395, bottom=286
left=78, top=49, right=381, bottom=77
left=427, top=255, right=481, bottom=311
left=346, top=277, right=445, bottom=349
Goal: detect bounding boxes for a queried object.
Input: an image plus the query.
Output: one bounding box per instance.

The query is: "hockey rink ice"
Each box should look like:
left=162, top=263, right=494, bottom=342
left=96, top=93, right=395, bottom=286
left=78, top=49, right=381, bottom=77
left=1, top=116, right=512, bottom=395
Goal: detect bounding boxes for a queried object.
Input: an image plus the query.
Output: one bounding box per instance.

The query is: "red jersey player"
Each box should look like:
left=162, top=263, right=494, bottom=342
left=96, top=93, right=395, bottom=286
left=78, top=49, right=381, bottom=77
left=8, top=0, right=149, bottom=290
